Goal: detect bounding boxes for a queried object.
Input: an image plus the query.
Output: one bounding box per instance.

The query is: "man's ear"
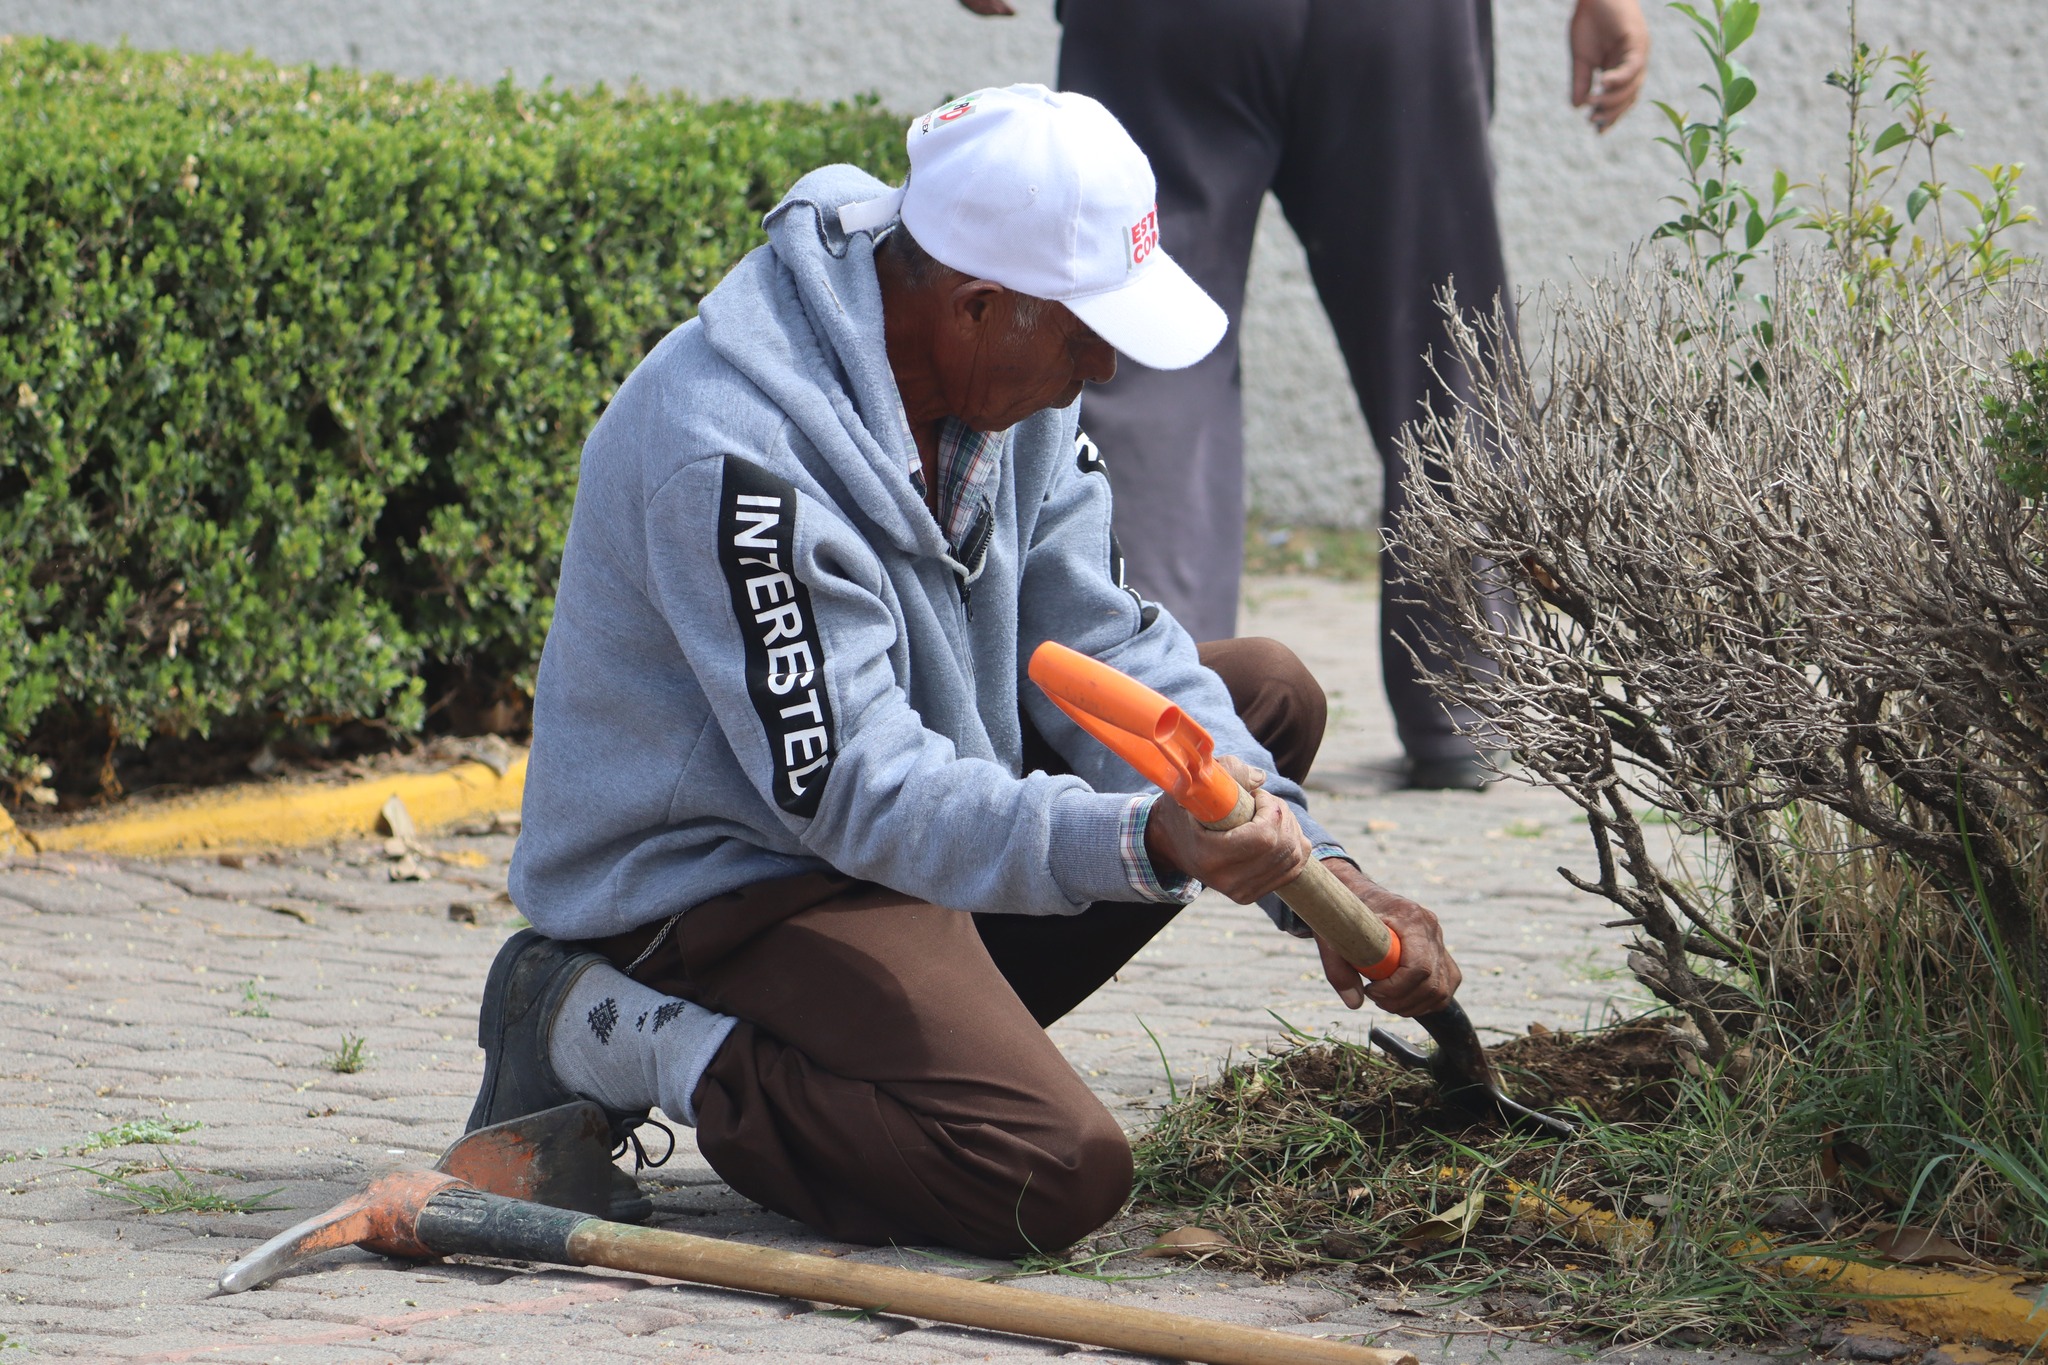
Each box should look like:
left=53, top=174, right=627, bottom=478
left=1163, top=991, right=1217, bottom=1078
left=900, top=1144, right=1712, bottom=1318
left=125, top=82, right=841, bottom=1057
left=950, top=278, right=1007, bottom=331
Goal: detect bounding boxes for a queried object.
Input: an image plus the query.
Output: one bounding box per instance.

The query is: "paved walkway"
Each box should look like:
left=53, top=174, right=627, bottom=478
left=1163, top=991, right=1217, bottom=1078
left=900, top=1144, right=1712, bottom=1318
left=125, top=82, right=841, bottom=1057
left=0, top=577, right=1689, bottom=1363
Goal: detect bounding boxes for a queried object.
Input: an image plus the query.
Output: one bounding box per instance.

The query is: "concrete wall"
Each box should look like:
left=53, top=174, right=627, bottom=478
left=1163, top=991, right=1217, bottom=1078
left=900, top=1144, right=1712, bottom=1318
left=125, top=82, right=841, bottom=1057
left=8, top=0, right=2045, bottom=525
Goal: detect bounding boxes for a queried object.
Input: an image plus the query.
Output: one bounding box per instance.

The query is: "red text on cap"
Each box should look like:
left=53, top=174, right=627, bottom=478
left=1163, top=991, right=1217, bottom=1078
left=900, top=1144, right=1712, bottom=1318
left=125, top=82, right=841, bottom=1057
left=1128, top=208, right=1160, bottom=271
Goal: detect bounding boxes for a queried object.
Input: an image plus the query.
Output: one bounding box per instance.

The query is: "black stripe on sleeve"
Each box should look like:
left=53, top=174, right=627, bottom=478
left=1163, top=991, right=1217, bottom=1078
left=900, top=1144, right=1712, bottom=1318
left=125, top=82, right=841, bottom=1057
left=718, top=457, right=837, bottom=819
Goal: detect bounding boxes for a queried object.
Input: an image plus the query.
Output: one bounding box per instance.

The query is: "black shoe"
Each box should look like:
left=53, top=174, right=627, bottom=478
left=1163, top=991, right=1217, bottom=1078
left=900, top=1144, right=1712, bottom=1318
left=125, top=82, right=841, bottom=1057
left=1403, top=754, right=1500, bottom=792
left=468, top=928, right=665, bottom=1223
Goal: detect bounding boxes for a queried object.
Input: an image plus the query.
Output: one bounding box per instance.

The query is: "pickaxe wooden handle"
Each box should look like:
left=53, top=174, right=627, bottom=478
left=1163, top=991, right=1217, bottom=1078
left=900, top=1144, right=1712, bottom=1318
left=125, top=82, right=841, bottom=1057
left=1029, top=641, right=1401, bottom=978
left=217, top=1105, right=1417, bottom=1365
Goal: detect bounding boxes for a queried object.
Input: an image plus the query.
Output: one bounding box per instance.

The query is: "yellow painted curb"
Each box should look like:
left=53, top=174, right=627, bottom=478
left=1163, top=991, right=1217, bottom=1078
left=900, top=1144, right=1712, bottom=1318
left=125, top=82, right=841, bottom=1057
left=1509, top=1184, right=2046, bottom=1349
left=1780, top=1254, right=2047, bottom=1350
left=1507, top=1180, right=1657, bottom=1256
left=16, top=757, right=526, bottom=858
left=0, top=804, right=29, bottom=858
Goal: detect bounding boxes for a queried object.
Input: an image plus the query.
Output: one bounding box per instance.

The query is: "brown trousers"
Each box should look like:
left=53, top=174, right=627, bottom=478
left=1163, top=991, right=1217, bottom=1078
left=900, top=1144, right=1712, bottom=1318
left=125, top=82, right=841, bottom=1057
left=583, top=637, right=1325, bottom=1256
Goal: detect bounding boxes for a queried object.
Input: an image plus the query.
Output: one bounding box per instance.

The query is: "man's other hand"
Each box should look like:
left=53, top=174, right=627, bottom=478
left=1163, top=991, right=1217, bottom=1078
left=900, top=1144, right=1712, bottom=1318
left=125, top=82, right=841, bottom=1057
left=1142, top=755, right=1310, bottom=904
left=958, top=0, right=1017, bottom=15
left=1570, top=0, right=1650, bottom=131
left=1314, top=861, right=1462, bottom=1017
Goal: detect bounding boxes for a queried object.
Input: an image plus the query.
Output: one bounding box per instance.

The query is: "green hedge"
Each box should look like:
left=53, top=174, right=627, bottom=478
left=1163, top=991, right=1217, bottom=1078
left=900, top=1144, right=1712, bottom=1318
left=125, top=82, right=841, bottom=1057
left=0, top=38, right=905, bottom=796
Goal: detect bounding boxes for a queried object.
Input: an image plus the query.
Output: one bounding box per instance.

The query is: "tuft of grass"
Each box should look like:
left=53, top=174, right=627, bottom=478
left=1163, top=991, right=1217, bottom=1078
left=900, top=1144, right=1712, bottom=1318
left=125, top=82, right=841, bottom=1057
left=325, top=1033, right=371, bottom=1074
left=1004, top=1243, right=1172, bottom=1284
left=230, top=979, right=273, bottom=1018
left=75, top=1118, right=200, bottom=1153
left=1569, top=948, right=1626, bottom=983
left=1128, top=1023, right=1883, bottom=1344
left=67, top=1151, right=283, bottom=1215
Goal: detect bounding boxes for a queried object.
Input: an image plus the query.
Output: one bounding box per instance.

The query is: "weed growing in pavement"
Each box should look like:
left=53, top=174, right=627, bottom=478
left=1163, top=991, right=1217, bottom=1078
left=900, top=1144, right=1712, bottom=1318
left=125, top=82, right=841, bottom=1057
left=325, top=1034, right=371, bottom=1074
left=230, top=980, right=273, bottom=1018
left=74, top=1152, right=283, bottom=1216
left=74, top=1118, right=201, bottom=1153
left=1005, top=1242, right=1173, bottom=1284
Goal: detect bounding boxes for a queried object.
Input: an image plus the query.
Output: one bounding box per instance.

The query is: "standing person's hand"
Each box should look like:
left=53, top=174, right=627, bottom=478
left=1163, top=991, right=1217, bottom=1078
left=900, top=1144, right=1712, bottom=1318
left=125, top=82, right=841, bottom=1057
left=1570, top=0, right=1650, bottom=131
left=958, top=0, right=1017, bottom=14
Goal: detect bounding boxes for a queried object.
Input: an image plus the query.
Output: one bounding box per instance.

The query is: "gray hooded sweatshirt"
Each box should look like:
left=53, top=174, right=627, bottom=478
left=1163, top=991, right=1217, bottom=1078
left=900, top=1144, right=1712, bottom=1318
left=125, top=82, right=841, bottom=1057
left=509, top=165, right=1339, bottom=941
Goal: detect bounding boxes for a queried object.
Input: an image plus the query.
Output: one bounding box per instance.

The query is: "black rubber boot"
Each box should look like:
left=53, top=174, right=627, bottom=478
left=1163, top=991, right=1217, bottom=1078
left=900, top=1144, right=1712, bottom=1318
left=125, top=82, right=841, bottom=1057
left=467, top=928, right=660, bottom=1224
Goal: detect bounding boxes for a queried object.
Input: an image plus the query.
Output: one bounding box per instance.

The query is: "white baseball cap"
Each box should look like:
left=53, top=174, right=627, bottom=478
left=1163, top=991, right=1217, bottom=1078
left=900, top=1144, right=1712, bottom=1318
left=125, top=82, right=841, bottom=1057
left=839, top=84, right=1227, bottom=372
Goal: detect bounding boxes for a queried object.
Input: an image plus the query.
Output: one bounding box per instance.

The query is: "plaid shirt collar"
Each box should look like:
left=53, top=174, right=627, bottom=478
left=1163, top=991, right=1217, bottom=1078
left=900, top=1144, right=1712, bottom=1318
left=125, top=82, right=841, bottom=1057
left=911, top=417, right=1006, bottom=558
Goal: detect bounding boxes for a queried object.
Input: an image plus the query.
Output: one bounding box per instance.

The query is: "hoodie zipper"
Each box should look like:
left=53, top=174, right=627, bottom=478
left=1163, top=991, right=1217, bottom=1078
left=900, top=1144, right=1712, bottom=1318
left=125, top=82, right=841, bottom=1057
left=951, top=503, right=994, bottom=624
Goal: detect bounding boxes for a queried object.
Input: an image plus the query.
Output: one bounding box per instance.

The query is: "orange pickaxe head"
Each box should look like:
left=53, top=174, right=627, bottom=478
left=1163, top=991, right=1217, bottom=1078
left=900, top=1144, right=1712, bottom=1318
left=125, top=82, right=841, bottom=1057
left=1027, top=641, right=1245, bottom=825
left=217, top=1102, right=618, bottom=1294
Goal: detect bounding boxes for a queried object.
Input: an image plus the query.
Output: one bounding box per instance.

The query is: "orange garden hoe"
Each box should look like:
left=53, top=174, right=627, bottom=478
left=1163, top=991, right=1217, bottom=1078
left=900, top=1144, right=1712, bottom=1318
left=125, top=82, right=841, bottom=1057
left=216, top=1102, right=1415, bottom=1365
left=1030, top=641, right=1575, bottom=1139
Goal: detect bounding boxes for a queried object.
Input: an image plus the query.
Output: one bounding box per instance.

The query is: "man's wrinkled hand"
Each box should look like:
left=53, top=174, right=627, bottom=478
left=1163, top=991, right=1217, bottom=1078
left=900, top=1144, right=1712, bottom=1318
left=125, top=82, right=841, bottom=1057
left=1570, top=0, right=1650, bottom=131
left=1142, top=755, right=1311, bottom=904
left=1313, top=860, right=1462, bottom=1017
left=957, top=0, right=1017, bottom=14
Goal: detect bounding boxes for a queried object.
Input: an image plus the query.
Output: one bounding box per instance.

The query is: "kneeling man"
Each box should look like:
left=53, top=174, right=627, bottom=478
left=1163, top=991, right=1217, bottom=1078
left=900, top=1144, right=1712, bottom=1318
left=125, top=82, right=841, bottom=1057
left=469, top=84, right=1461, bottom=1256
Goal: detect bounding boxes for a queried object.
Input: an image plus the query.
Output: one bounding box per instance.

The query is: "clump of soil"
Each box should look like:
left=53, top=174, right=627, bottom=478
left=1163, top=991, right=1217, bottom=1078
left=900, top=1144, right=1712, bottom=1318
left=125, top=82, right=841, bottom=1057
left=1336, top=1021, right=1678, bottom=1137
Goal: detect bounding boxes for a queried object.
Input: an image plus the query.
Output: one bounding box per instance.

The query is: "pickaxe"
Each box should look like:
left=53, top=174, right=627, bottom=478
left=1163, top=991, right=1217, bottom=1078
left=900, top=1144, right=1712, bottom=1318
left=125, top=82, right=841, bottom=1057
left=1029, top=641, right=1576, bottom=1138
left=217, top=1102, right=1417, bottom=1365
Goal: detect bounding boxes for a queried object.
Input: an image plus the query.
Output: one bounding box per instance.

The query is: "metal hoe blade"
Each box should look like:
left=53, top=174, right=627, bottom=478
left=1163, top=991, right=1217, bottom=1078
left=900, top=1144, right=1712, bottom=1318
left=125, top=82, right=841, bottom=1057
left=432, top=1096, right=616, bottom=1212
left=1369, top=1001, right=1578, bottom=1138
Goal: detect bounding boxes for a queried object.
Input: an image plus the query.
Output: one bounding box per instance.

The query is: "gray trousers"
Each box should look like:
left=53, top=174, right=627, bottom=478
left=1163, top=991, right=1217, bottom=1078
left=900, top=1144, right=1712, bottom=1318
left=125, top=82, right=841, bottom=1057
left=1059, top=0, right=1511, bottom=762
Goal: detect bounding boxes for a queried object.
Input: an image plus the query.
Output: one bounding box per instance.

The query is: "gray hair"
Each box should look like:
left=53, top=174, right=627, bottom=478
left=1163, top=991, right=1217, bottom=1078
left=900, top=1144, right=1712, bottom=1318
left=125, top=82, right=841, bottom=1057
left=886, top=224, right=1055, bottom=336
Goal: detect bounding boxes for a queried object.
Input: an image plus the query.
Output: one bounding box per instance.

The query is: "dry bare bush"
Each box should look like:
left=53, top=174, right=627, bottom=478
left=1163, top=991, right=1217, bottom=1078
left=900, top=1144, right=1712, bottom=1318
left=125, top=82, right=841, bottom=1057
left=1393, top=256, right=2048, bottom=1060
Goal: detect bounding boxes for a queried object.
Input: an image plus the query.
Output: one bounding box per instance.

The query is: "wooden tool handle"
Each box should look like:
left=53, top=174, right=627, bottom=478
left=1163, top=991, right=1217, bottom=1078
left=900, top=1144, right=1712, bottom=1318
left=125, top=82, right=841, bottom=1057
left=572, top=1220, right=1416, bottom=1365
left=1201, top=785, right=1400, bottom=977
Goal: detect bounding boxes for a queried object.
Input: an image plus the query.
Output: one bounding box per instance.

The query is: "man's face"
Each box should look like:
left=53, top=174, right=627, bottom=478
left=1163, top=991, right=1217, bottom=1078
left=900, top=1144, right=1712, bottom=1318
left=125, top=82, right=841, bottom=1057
left=936, top=286, right=1118, bottom=432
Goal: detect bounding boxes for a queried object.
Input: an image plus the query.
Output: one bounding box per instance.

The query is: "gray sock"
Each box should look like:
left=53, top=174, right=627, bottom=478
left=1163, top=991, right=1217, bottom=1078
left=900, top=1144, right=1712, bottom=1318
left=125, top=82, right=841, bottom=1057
left=547, top=960, right=737, bottom=1126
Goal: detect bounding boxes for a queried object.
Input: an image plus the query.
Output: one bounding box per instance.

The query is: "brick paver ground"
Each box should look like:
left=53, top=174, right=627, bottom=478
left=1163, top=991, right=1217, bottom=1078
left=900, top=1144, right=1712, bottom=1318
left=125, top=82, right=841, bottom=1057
left=0, top=577, right=1743, bottom=1364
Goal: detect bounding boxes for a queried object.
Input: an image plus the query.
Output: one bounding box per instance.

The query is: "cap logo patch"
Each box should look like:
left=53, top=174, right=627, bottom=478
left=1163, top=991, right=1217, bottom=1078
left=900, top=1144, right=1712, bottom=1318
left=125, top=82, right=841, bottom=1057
left=1128, top=207, right=1160, bottom=272
left=921, top=96, right=978, bottom=134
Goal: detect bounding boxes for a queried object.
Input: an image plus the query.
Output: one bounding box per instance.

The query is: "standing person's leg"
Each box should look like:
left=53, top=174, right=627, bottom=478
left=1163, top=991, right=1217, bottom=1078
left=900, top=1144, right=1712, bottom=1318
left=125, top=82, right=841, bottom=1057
left=1057, top=0, right=1308, bottom=644
left=1271, top=0, right=1515, bottom=780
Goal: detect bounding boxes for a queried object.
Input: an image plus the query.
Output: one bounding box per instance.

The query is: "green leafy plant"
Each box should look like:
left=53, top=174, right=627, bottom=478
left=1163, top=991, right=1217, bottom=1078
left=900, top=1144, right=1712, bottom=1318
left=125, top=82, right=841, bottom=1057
left=1653, top=0, right=1798, bottom=297
left=0, top=38, right=904, bottom=798
left=1651, top=0, right=2033, bottom=319
left=325, top=1033, right=371, bottom=1074
left=1805, top=19, right=2035, bottom=293
left=230, top=979, right=273, bottom=1018
left=75, top=1117, right=201, bottom=1153
left=1983, top=348, right=2048, bottom=499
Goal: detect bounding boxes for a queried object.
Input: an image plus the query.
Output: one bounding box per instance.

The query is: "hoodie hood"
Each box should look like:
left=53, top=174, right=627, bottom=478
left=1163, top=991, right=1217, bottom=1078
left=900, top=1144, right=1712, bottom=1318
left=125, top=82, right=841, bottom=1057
left=696, top=165, right=942, bottom=558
